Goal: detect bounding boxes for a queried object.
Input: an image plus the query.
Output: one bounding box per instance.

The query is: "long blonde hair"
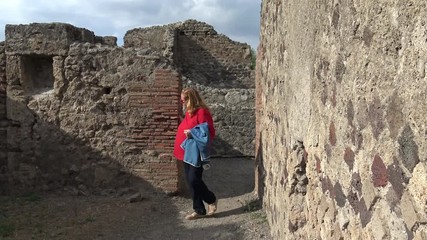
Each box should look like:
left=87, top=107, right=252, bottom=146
left=181, top=88, right=209, bottom=116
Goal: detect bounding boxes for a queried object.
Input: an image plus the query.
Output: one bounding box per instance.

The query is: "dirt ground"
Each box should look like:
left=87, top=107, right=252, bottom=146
left=0, top=158, right=272, bottom=240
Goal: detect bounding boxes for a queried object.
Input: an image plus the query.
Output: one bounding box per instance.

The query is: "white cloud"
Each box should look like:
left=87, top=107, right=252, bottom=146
left=0, top=0, right=260, bottom=48
left=0, top=0, right=27, bottom=23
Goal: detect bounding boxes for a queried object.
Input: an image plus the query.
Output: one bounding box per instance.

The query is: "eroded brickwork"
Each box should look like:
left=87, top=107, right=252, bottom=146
left=258, top=0, right=427, bottom=239
left=126, top=69, right=181, bottom=192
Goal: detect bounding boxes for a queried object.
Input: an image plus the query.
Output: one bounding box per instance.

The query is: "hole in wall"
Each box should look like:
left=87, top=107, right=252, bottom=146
left=103, top=87, right=112, bottom=94
left=118, top=88, right=127, bottom=95
left=21, top=54, right=54, bottom=96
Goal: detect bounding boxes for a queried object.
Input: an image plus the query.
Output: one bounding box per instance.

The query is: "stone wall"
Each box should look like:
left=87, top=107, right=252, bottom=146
left=175, top=20, right=255, bottom=156
left=0, top=42, right=7, bottom=194
left=5, top=23, right=117, bottom=55
left=1, top=20, right=255, bottom=195
left=124, top=20, right=256, bottom=156
left=124, top=24, right=175, bottom=54
left=257, top=0, right=427, bottom=239
left=3, top=23, right=180, bottom=195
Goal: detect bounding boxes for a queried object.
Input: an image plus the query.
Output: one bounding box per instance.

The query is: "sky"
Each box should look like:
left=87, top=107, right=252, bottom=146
left=0, top=0, right=261, bottom=49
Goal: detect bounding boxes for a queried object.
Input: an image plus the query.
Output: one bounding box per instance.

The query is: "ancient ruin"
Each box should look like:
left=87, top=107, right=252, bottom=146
left=0, top=20, right=255, bottom=195
left=257, top=0, right=426, bottom=239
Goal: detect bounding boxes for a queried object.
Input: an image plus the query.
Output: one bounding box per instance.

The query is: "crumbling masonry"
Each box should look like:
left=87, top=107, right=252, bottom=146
left=257, top=0, right=427, bottom=239
left=0, top=20, right=255, bottom=195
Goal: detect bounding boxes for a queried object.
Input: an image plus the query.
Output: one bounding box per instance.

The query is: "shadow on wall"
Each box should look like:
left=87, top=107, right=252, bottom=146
left=204, top=157, right=255, bottom=199
left=2, top=96, right=253, bottom=239
left=211, top=137, right=245, bottom=157
left=255, top=131, right=265, bottom=200
left=176, top=35, right=253, bottom=89
left=176, top=35, right=256, bottom=157
left=5, top=96, right=152, bottom=196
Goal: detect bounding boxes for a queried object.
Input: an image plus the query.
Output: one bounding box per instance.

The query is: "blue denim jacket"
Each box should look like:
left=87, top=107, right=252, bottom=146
left=180, top=122, right=211, bottom=167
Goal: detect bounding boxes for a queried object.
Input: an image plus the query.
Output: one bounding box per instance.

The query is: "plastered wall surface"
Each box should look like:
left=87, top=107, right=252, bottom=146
left=257, top=0, right=427, bottom=239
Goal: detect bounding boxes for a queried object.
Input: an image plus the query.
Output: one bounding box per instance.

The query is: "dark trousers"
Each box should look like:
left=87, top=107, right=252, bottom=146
left=184, top=162, right=216, bottom=215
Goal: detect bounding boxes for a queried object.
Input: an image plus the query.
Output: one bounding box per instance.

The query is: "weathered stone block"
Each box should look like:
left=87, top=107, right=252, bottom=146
left=371, top=154, right=388, bottom=187
left=5, top=23, right=96, bottom=56
left=6, top=97, right=34, bottom=124
left=7, top=152, right=24, bottom=171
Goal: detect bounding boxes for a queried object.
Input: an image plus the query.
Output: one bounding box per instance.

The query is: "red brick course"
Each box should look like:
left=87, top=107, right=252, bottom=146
left=127, top=69, right=181, bottom=192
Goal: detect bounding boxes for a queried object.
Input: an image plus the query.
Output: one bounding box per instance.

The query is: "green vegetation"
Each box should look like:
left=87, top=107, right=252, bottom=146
left=0, top=221, right=15, bottom=238
left=242, top=198, right=262, bottom=212
left=250, top=48, right=257, bottom=70
left=82, top=215, right=96, bottom=224
left=251, top=211, right=268, bottom=224
left=0, top=193, right=43, bottom=238
left=240, top=197, right=267, bottom=224
left=20, top=192, right=42, bottom=203
left=0, top=193, right=102, bottom=239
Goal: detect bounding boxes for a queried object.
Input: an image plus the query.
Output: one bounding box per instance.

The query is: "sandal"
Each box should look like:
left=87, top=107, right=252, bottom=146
left=185, top=212, right=205, bottom=220
left=207, top=199, right=218, bottom=216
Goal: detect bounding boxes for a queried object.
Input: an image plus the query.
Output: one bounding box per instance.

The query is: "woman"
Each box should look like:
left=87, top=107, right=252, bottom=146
left=173, top=88, right=218, bottom=220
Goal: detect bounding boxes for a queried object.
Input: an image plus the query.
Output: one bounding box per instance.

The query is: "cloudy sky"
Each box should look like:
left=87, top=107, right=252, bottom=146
left=0, top=0, right=261, bottom=49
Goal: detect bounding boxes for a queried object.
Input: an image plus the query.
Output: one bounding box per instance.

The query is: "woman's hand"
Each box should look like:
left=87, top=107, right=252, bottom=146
left=184, top=129, right=191, bottom=138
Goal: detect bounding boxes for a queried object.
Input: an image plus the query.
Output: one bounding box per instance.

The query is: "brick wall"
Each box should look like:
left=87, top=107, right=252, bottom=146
left=126, top=69, right=181, bottom=192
